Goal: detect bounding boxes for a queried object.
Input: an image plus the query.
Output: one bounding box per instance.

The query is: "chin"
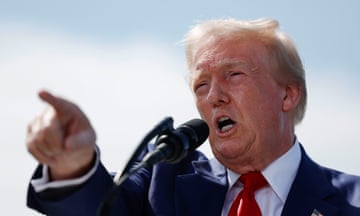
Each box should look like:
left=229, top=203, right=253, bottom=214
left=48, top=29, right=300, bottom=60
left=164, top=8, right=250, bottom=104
left=213, top=139, right=252, bottom=159
left=212, top=142, right=240, bottom=158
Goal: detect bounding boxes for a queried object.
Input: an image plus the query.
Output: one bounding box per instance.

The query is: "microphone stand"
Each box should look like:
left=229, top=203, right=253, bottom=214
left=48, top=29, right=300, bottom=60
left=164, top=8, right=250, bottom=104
left=96, top=117, right=174, bottom=216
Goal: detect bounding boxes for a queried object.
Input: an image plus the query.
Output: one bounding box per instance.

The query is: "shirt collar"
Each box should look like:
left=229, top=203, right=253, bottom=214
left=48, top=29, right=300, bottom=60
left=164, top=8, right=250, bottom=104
left=227, top=138, right=301, bottom=203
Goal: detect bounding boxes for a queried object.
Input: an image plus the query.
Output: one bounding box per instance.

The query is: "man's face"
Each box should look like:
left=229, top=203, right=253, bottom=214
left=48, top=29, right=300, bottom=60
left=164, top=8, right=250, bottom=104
left=191, top=39, right=289, bottom=173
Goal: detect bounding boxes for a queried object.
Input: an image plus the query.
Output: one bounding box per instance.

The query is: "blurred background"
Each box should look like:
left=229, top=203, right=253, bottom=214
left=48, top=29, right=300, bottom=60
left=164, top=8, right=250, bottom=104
left=1, top=0, right=359, bottom=215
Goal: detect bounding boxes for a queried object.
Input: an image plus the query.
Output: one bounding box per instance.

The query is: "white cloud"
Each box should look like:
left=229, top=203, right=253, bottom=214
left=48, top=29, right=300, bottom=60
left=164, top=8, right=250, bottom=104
left=296, top=69, right=360, bottom=174
left=0, top=22, right=202, bottom=215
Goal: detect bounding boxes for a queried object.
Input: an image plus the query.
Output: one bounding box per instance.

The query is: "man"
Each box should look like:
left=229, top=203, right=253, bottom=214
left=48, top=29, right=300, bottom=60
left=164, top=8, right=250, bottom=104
left=27, top=18, right=360, bottom=215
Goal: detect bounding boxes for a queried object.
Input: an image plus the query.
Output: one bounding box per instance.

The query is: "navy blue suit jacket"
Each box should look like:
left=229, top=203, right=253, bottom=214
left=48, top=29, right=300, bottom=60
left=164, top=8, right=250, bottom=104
left=27, top=146, right=360, bottom=215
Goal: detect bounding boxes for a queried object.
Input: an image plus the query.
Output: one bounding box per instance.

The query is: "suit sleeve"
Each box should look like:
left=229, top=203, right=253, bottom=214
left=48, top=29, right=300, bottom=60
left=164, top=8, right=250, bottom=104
left=27, top=160, right=152, bottom=216
left=26, top=161, right=113, bottom=215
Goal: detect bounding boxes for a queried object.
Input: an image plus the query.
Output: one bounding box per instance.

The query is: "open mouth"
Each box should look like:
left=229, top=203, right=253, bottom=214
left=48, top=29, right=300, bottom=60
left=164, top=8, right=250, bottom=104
left=217, top=117, right=236, bottom=133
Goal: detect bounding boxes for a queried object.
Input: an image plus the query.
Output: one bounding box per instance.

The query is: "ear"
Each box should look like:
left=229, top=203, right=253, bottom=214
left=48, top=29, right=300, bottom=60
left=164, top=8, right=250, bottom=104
left=282, top=84, right=301, bottom=112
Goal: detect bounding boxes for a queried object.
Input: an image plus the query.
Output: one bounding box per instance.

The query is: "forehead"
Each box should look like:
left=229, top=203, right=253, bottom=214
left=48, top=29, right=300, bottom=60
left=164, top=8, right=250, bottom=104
left=193, top=39, right=267, bottom=72
left=190, top=39, right=267, bottom=79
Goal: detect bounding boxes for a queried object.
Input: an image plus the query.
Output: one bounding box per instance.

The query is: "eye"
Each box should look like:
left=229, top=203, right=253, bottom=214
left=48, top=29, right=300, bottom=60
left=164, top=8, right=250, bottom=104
left=225, top=70, right=246, bottom=85
left=193, top=81, right=208, bottom=95
left=226, top=71, right=245, bottom=81
left=230, top=71, right=244, bottom=77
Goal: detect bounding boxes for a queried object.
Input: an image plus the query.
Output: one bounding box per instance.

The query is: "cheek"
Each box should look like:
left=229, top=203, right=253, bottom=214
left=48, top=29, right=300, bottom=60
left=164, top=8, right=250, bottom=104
left=239, top=89, right=283, bottom=131
left=195, top=99, right=209, bottom=118
left=230, top=89, right=269, bottom=131
left=195, top=100, right=215, bottom=135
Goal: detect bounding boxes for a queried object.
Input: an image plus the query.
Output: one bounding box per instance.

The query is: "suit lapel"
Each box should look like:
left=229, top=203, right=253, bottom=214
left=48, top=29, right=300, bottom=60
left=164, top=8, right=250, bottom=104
left=174, top=158, right=228, bottom=216
left=281, top=146, right=339, bottom=216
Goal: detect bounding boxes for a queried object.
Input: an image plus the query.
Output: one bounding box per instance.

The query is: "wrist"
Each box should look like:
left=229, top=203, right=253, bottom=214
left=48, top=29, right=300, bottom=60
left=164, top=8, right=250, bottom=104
left=49, top=150, right=96, bottom=181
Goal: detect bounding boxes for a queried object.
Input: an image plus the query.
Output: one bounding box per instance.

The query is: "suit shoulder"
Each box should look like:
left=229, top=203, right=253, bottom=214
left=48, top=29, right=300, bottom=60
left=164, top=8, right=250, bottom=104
left=322, top=166, right=360, bottom=207
left=322, top=167, right=360, bottom=188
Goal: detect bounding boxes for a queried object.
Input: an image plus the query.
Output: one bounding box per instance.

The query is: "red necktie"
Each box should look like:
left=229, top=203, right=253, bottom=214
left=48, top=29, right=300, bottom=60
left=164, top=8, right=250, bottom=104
left=228, top=172, right=268, bottom=216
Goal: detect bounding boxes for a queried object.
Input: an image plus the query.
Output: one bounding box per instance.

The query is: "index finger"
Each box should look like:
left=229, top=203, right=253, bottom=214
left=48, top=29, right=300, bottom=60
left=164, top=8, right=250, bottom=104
left=38, top=90, right=78, bottom=124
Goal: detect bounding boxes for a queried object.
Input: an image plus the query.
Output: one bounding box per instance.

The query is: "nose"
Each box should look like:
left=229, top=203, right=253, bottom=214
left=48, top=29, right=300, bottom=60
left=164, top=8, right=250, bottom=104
left=207, top=80, right=230, bottom=107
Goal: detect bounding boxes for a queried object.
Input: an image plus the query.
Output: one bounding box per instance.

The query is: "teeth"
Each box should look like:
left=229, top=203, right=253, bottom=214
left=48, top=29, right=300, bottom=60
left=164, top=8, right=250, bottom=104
left=219, top=117, right=230, bottom=122
left=221, top=124, right=233, bottom=132
left=218, top=116, right=234, bottom=132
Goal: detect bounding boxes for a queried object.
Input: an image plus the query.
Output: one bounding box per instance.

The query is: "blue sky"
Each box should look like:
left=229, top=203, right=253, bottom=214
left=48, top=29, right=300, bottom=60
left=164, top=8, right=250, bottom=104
left=1, top=0, right=359, bottom=215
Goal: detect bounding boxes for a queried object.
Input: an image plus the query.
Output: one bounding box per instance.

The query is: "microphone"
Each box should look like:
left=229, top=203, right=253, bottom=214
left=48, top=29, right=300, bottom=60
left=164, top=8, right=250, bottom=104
left=97, top=118, right=208, bottom=216
left=140, top=118, right=209, bottom=167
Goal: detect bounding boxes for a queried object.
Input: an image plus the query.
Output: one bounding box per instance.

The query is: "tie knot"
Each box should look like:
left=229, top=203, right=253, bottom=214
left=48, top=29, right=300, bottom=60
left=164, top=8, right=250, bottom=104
left=239, top=172, right=268, bottom=192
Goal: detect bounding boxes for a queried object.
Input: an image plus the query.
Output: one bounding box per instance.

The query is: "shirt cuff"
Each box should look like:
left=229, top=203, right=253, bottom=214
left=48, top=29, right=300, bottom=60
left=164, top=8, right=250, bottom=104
left=30, top=147, right=100, bottom=193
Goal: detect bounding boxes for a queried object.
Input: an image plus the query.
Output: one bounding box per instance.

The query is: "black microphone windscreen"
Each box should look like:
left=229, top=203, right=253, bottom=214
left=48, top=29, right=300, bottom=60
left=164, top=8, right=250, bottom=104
left=178, top=119, right=209, bottom=151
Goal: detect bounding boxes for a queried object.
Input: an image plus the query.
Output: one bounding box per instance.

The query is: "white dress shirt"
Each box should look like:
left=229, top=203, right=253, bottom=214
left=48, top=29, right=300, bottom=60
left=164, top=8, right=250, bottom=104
left=221, top=140, right=301, bottom=216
